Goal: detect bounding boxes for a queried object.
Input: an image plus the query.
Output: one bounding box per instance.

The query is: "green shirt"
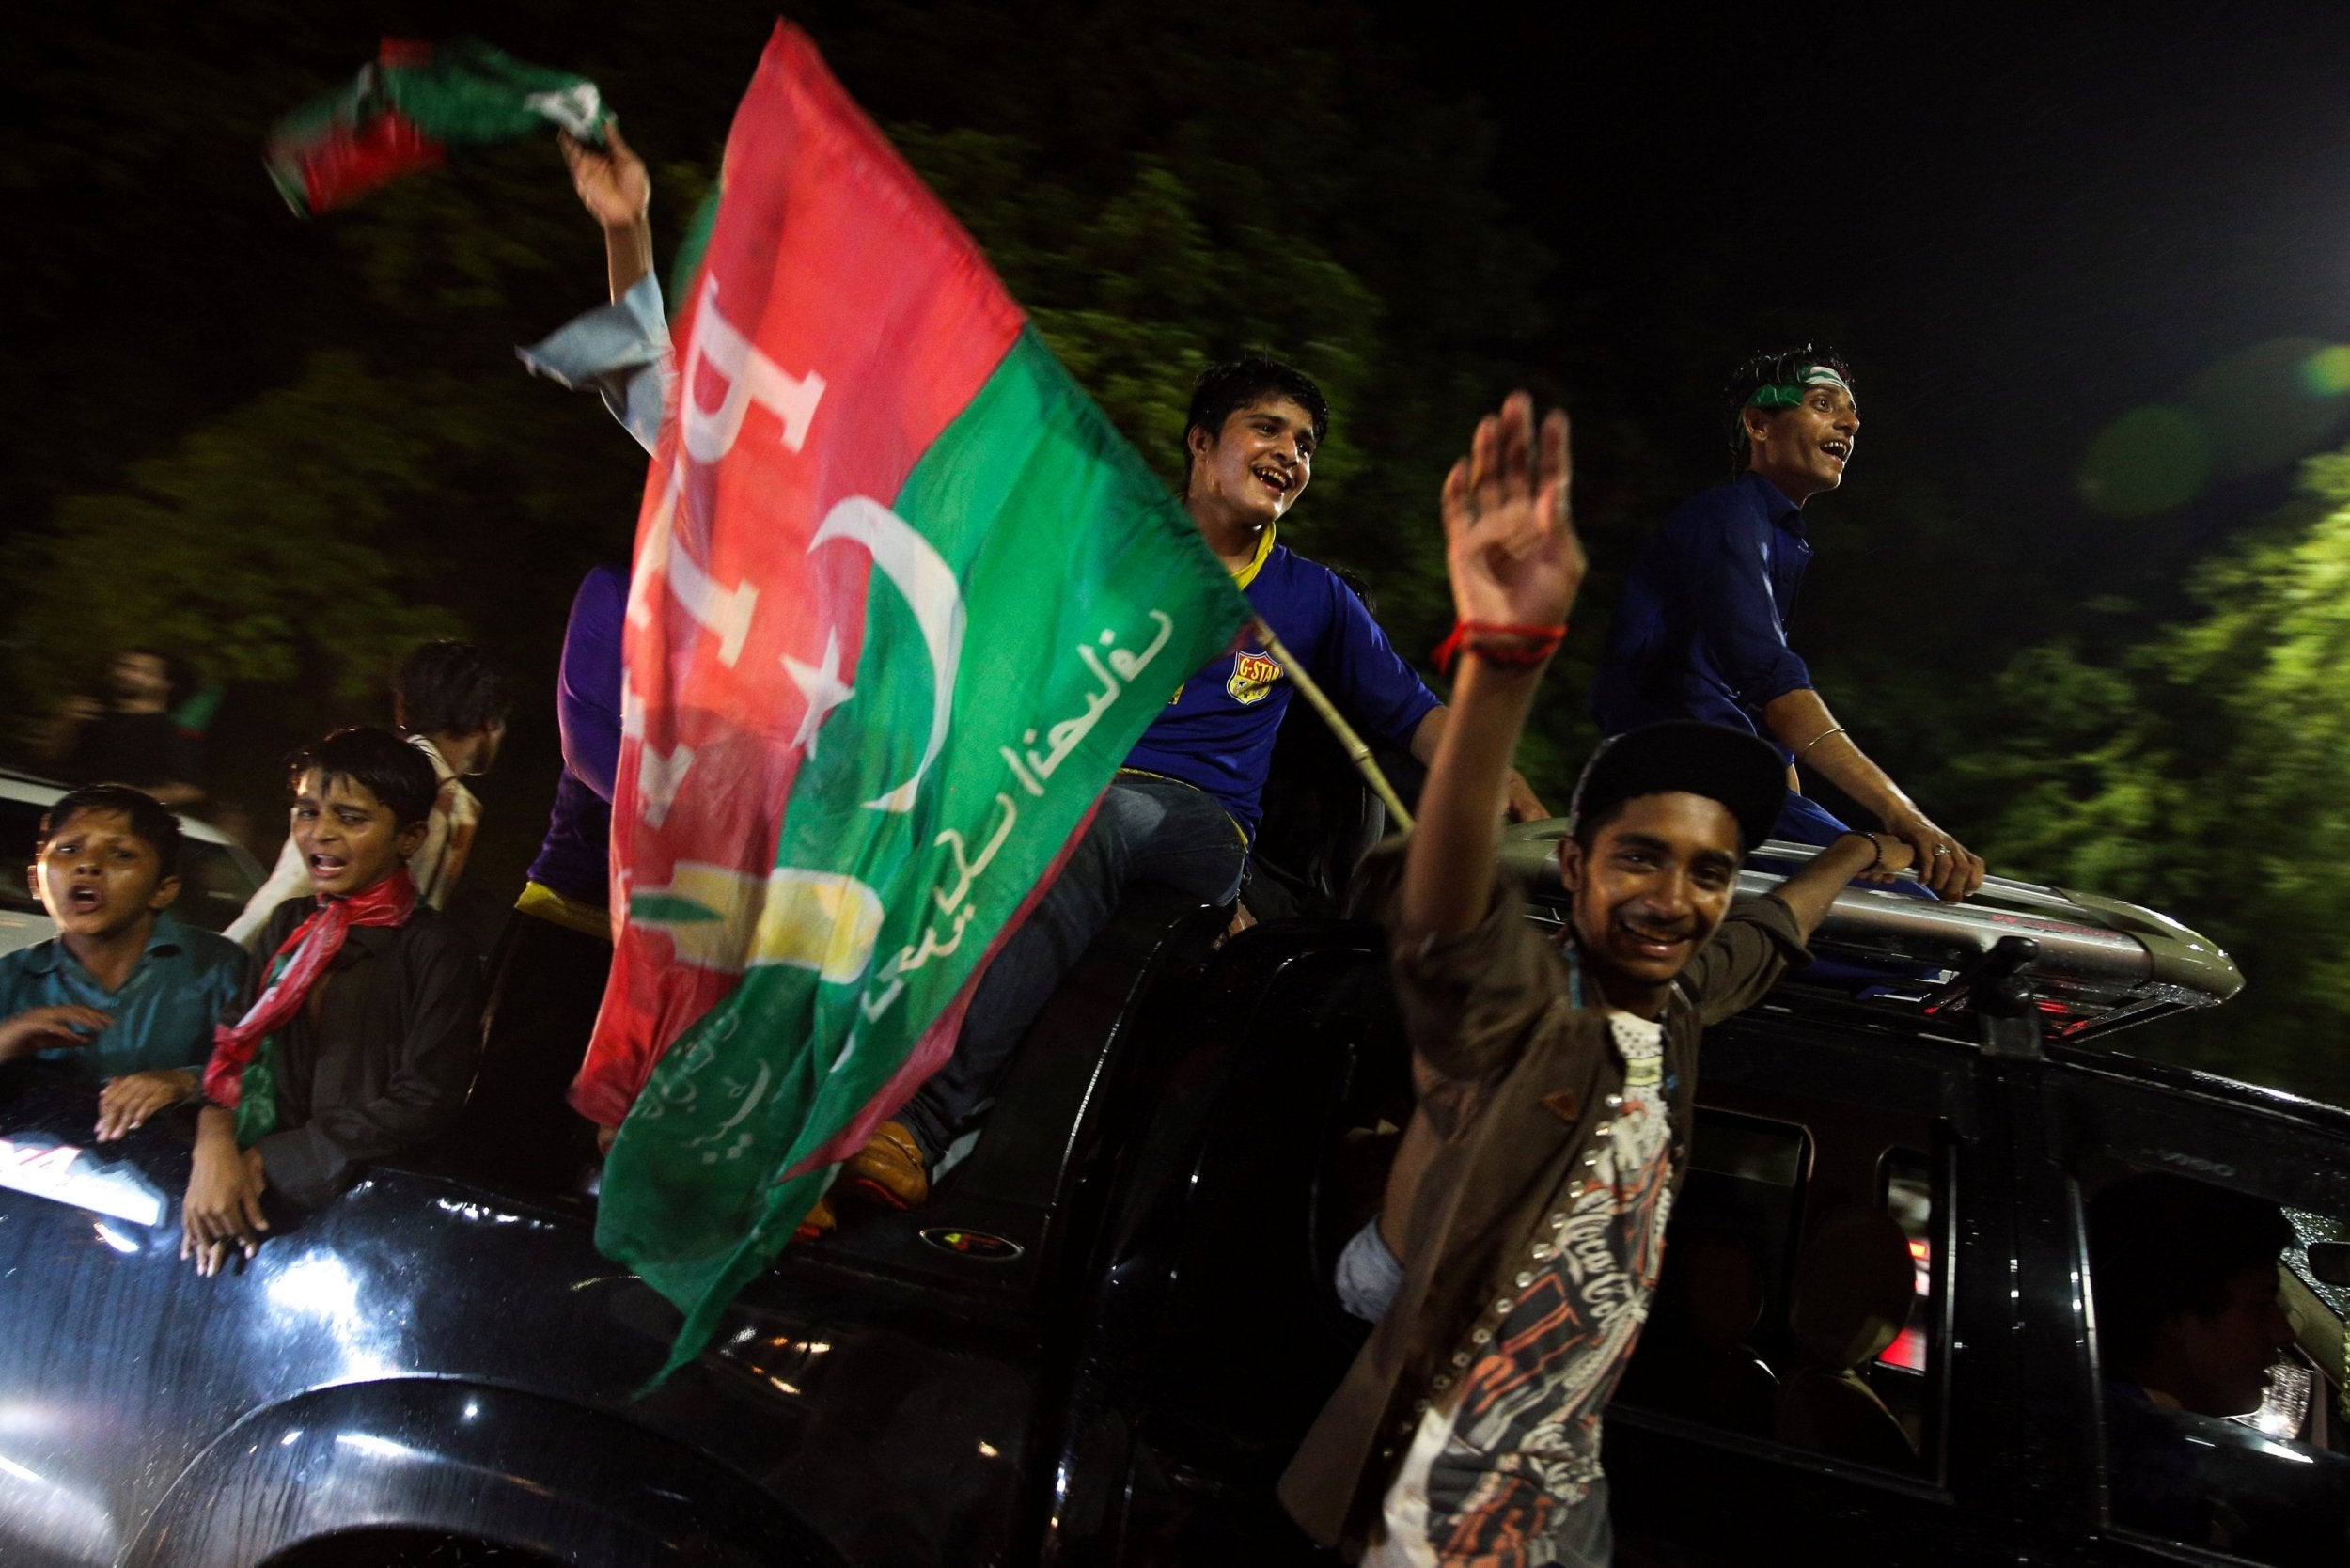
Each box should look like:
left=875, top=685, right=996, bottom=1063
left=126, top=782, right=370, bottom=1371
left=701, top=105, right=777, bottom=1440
left=0, top=911, right=252, bottom=1081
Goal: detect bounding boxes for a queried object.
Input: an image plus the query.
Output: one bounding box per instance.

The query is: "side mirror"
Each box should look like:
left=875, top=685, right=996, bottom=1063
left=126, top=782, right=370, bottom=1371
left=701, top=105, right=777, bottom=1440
left=2308, top=1240, right=2350, bottom=1290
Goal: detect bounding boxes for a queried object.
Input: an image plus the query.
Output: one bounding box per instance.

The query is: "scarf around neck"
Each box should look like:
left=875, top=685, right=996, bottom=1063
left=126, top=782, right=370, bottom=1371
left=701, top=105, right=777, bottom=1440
left=203, top=870, right=419, bottom=1135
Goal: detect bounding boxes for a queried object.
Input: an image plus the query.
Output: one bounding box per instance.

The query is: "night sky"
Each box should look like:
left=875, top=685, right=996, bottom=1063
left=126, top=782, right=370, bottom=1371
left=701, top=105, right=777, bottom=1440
left=1434, top=7, right=2350, bottom=624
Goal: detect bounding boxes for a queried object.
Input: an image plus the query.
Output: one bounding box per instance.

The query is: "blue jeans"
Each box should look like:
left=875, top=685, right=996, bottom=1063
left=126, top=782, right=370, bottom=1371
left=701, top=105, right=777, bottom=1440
left=897, top=775, right=1246, bottom=1161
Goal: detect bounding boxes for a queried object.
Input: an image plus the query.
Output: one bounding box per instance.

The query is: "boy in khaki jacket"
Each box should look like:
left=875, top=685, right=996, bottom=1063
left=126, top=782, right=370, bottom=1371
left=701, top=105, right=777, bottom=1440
left=1280, top=395, right=1917, bottom=1566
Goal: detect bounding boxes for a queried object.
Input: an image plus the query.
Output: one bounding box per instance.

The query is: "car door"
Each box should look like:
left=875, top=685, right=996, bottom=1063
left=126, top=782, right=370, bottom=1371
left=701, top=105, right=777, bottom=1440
left=1604, top=1005, right=2027, bottom=1565
left=2021, top=1052, right=2350, bottom=1568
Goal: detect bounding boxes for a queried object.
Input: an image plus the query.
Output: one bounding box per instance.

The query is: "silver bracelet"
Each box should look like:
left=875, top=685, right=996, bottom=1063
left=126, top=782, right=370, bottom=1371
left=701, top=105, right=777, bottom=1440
left=1797, top=724, right=1847, bottom=759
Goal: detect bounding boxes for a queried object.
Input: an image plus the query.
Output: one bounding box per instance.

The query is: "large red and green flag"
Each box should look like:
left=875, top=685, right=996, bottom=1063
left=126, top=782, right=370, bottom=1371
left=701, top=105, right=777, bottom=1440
left=265, top=38, right=608, bottom=217
left=582, top=23, right=1247, bottom=1373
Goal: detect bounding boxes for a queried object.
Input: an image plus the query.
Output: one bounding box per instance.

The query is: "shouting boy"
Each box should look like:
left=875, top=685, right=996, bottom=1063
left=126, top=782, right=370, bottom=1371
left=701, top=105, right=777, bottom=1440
left=183, top=729, right=483, bottom=1276
left=1281, top=396, right=1918, bottom=1566
left=0, top=785, right=249, bottom=1141
left=226, top=639, right=511, bottom=947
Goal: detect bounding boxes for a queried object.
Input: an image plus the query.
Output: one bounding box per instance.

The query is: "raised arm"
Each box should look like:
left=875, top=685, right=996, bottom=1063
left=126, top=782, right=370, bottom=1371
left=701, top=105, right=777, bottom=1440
left=1406, top=706, right=1550, bottom=822
left=559, top=121, right=651, bottom=303
left=1761, top=687, right=1984, bottom=901
left=1767, top=829, right=1919, bottom=937
left=1398, top=393, right=1584, bottom=941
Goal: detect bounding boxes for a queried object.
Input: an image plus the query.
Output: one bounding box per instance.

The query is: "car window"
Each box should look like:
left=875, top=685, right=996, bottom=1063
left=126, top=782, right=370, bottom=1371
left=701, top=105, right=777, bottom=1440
left=1616, top=1101, right=1951, bottom=1482
left=2073, top=1156, right=2350, bottom=1565
left=172, top=838, right=259, bottom=933
left=1877, top=1148, right=1935, bottom=1374
left=0, top=800, right=41, bottom=914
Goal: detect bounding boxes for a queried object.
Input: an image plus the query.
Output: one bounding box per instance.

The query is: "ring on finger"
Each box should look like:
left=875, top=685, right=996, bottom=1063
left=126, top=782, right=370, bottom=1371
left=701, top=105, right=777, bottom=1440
left=1933, top=845, right=1951, bottom=857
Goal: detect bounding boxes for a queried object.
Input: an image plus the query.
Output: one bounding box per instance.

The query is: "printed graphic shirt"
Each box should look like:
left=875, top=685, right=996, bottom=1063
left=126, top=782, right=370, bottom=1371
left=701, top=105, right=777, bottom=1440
left=1371, top=1011, right=1672, bottom=1567
left=1120, top=529, right=1438, bottom=836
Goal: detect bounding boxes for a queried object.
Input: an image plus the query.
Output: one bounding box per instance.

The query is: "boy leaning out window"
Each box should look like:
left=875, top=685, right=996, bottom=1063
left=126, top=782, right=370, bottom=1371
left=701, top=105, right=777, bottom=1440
left=0, top=784, right=249, bottom=1141
left=183, top=729, right=483, bottom=1277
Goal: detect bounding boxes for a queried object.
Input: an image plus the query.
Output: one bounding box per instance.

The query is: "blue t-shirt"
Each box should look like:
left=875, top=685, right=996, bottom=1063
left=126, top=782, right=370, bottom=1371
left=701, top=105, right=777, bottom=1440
left=1122, top=537, right=1438, bottom=835
left=1590, top=470, right=1815, bottom=758
left=0, top=911, right=251, bottom=1081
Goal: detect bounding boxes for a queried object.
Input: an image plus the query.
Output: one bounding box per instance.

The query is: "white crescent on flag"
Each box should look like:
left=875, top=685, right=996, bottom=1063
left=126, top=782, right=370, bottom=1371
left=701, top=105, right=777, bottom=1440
left=808, top=496, right=966, bottom=812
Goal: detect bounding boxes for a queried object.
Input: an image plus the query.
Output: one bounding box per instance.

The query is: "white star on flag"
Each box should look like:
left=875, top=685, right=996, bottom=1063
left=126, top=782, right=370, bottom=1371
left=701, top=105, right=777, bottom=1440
left=783, top=628, right=855, bottom=756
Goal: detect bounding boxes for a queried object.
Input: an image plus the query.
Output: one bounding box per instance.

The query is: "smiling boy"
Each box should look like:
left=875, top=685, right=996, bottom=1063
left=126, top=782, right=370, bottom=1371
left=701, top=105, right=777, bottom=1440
left=183, top=729, right=482, bottom=1276
left=0, top=785, right=248, bottom=1142
left=836, top=356, right=1545, bottom=1219
left=1282, top=394, right=1915, bottom=1566
left=1591, top=349, right=1984, bottom=901
left=541, top=123, right=1552, bottom=1208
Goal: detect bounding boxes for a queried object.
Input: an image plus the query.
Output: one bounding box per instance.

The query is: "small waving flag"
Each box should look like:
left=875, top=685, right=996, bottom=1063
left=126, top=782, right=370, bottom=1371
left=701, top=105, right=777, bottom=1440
left=586, top=23, right=1248, bottom=1375
left=266, top=38, right=608, bottom=217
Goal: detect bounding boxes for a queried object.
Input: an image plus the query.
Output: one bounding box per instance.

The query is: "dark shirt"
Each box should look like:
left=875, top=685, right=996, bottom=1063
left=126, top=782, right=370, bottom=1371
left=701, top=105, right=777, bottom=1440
left=1591, top=471, right=1815, bottom=757
left=1123, top=541, right=1438, bottom=837
left=66, top=709, right=198, bottom=790
left=249, top=896, right=484, bottom=1209
left=525, top=564, right=627, bottom=905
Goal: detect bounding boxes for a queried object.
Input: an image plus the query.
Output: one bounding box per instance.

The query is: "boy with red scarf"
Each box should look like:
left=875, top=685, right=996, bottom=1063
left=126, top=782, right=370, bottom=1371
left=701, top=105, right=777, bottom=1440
left=183, top=729, right=484, bottom=1276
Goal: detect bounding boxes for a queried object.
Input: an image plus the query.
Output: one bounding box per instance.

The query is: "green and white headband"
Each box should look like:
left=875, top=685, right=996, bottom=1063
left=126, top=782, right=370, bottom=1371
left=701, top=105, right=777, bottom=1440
left=1746, top=365, right=1854, bottom=412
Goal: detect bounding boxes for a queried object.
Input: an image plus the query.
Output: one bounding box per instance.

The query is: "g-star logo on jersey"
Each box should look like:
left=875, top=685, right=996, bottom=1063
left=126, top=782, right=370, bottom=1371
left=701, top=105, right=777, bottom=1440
left=1228, top=651, right=1283, bottom=705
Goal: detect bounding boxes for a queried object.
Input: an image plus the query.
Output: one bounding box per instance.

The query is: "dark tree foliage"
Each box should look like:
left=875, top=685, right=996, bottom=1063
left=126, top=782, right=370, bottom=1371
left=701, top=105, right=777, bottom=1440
left=8, top=0, right=2350, bottom=1109
left=0, top=0, right=1558, bottom=936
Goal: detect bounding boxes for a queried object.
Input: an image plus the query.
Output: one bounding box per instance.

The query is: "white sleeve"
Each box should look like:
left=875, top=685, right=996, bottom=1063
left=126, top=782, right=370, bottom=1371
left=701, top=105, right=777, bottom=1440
left=514, top=273, right=672, bottom=454
left=224, top=835, right=309, bottom=950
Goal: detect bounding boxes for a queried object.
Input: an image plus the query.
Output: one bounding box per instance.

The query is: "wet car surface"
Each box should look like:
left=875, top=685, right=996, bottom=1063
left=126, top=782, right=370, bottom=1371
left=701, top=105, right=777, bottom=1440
left=2, top=848, right=2344, bottom=1565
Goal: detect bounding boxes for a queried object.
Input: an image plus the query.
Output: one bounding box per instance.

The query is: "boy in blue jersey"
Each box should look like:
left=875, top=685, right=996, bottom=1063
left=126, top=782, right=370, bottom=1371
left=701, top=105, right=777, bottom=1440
left=833, top=355, right=1547, bottom=1220
left=533, top=141, right=1543, bottom=1213
left=1590, top=348, right=1985, bottom=902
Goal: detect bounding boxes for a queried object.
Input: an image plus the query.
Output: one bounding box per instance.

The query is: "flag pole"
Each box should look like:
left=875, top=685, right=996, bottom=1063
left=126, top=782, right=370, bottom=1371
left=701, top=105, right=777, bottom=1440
left=1251, top=616, right=1416, bottom=834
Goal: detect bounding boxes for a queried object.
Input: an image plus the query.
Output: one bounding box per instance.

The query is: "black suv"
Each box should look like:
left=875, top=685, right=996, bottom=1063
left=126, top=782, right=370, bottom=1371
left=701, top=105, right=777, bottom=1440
left=0, top=839, right=2342, bottom=1566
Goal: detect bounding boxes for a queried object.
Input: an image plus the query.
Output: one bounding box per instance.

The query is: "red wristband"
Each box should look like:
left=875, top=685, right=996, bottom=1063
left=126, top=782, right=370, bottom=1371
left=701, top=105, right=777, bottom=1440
left=1433, top=620, right=1567, bottom=675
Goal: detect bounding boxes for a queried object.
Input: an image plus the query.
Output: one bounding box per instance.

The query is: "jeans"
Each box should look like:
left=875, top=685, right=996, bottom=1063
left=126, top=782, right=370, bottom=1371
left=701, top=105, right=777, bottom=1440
left=897, top=775, right=1246, bottom=1161
left=1336, top=1217, right=1404, bottom=1323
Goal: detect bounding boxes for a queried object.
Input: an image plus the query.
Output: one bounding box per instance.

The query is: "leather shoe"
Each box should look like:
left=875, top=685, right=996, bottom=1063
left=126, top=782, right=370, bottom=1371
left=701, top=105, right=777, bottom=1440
left=794, top=1192, right=838, bottom=1244
left=841, top=1120, right=930, bottom=1210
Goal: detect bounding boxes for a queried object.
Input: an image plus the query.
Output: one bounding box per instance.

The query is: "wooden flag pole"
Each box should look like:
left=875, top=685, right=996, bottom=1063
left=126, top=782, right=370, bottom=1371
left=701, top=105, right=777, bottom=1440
left=1251, top=616, right=1416, bottom=834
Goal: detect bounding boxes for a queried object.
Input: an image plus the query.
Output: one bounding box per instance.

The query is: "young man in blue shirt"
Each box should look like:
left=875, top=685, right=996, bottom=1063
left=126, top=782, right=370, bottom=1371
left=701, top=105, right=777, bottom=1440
left=0, top=785, right=249, bottom=1141
left=836, top=355, right=1546, bottom=1216
left=1590, top=349, right=1984, bottom=901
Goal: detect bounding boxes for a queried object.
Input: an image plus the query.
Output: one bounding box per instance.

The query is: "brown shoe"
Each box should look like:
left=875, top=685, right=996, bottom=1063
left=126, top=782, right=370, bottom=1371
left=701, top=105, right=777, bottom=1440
left=794, top=1192, right=838, bottom=1244
left=840, top=1120, right=930, bottom=1210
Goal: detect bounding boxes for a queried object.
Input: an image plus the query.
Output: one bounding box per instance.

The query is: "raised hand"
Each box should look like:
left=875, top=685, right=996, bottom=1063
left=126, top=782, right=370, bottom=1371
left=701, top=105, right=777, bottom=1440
left=1439, top=391, right=1585, bottom=634
left=560, top=118, right=650, bottom=230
